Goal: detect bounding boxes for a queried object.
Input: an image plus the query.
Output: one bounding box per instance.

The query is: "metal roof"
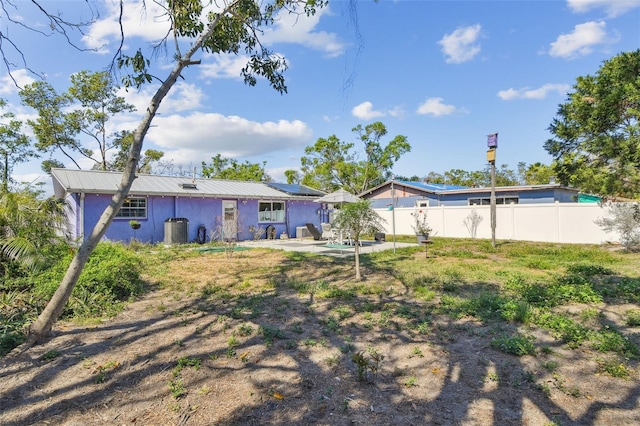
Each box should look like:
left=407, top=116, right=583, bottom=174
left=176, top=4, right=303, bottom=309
left=51, top=169, right=309, bottom=199
left=361, top=179, right=575, bottom=197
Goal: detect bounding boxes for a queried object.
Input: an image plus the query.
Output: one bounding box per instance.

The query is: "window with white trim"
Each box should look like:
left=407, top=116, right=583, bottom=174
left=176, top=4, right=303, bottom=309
left=116, top=197, right=147, bottom=218
left=258, top=201, right=285, bottom=222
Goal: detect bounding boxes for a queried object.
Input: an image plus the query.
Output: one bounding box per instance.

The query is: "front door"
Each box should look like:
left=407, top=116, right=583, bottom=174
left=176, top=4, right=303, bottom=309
left=222, top=200, right=238, bottom=241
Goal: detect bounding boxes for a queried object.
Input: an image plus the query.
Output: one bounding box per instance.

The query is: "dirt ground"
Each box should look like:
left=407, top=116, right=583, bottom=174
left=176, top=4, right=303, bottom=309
left=1, top=250, right=639, bottom=425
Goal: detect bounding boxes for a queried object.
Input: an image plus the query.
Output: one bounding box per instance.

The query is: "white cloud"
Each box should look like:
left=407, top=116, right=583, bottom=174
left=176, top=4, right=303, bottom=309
left=438, top=24, right=482, bottom=64
left=351, top=101, right=404, bottom=120
left=117, top=81, right=205, bottom=115
left=497, top=83, right=570, bottom=100
left=416, top=98, right=460, bottom=117
left=267, top=166, right=296, bottom=183
left=199, top=53, right=250, bottom=80
left=0, top=69, right=36, bottom=95
left=387, top=106, right=406, bottom=118
left=146, top=112, right=312, bottom=161
left=352, top=101, right=385, bottom=120
left=262, top=6, right=345, bottom=58
left=11, top=172, right=52, bottom=195
left=549, top=21, right=615, bottom=59
left=82, top=1, right=174, bottom=52
left=567, top=0, right=640, bottom=17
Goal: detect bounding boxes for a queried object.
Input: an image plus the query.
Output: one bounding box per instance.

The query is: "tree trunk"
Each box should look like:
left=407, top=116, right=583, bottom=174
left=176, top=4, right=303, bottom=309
left=11, top=3, right=239, bottom=355
left=354, top=240, right=361, bottom=280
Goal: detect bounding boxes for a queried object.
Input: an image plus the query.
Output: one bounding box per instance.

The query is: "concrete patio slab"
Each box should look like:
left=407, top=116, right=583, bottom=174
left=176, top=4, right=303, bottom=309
left=236, top=238, right=416, bottom=256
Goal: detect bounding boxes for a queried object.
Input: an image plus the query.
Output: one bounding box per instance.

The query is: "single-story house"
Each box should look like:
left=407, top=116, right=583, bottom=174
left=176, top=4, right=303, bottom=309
left=51, top=168, right=326, bottom=243
left=360, top=180, right=582, bottom=208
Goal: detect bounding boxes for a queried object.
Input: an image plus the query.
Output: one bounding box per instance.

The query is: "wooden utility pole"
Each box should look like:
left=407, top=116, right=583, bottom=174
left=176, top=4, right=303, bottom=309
left=487, top=133, right=498, bottom=248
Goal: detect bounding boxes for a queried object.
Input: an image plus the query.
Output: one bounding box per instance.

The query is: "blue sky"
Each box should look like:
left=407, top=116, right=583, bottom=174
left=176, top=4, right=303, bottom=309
left=2, top=0, right=639, bottom=192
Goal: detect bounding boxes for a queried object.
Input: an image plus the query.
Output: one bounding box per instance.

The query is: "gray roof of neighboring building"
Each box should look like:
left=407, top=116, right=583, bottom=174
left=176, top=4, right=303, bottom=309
left=361, top=179, right=576, bottom=197
left=51, top=169, right=314, bottom=200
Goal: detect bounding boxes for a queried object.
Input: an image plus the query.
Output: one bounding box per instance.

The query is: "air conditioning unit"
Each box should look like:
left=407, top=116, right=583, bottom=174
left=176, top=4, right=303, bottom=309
left=415, top=199, right=429, bottom=208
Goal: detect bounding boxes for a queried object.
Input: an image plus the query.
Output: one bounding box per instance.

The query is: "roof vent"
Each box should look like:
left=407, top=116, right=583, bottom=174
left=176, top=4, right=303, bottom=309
left=180, top=183, right=198, bottom=190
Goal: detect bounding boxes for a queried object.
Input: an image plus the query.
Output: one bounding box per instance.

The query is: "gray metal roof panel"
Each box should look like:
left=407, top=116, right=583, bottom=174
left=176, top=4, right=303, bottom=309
left=51, top=169, right=297, bottom=199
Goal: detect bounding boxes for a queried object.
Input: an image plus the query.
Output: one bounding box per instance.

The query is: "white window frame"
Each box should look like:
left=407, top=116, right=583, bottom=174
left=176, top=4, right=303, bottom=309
left=116, top=196, right=147, bottom=218
left=258, top=201, right=285, bottom=222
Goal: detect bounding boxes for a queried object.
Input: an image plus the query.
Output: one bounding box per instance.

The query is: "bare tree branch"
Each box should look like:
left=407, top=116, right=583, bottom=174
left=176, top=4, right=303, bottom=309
left=0, top=0, right=100, bottom=84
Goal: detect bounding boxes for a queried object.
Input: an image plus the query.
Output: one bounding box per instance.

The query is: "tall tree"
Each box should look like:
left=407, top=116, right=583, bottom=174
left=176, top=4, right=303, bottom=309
left=100, top=131, right=164, bottom=174
left=284, top=169, right=302, bottom=184
left=20, top=70, right=135, bottom=171
left=201, top=154, right=271, bottom=181
left=300, top=121, right=410, bottom=193
left=522, top=162, right=555, bottom=185
left=440, top=165, right=520, bottom=187
left=544, top=49, right=640, bottom=198
left=0, top=99, right=38, bottom=191
left=18, top=0, right=329, bottom=351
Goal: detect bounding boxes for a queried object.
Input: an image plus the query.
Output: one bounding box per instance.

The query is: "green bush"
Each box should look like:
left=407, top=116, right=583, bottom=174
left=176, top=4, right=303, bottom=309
left=32, top=242, right=145, bottom=317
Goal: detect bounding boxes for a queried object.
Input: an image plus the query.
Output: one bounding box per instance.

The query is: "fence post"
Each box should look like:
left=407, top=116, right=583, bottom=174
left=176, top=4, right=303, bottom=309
left=554, top=201, right=560, bottom=242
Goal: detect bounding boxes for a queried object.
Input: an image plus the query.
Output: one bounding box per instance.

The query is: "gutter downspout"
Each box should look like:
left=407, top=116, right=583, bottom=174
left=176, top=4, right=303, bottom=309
left=80, top=192, right=85, bottom=242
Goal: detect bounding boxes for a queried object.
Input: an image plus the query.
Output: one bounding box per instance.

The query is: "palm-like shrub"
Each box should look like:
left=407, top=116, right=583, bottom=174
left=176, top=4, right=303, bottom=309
left=0, top=189, right=70, bottom=273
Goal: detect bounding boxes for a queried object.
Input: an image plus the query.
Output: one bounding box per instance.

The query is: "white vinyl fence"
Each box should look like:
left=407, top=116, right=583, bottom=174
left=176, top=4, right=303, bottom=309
left=374, top=202, right=620, bottom=245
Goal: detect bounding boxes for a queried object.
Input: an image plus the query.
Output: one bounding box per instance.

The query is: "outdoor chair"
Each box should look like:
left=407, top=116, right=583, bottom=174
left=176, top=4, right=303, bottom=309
left=305, top=223, right=324, bottom=241
left=342, top=229, right=362, bottom=246
left=321, top=223, right=338, bottom=244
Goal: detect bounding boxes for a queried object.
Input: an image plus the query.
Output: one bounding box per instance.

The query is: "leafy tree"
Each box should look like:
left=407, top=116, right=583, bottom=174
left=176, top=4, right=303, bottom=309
left=40, top=159, right=66, bottom=175
left=300, top=121, right=410, bottom=193
left=20, top=70, right=135, bottom=171
left=0, top=99, right=38, bottom=191
left=409, top=163, right=553, bottom=188
left=201, top=154, right=271, bottom=181
left=100, top=131, right=164, bottom=174
left=284, top=169, right=302, bottom=184
left=440, top=165, right=520, bottom=187
left=16, top=0, right=330, bottom=351
left=332, top=200, right=385, bottom=280
left=544, top=49, right=640, bottom=197
left=424, top=171, right=445, bottom=184
left=522, top=162, right=555, bottom=185
left=392, top=174, right=421, bottom=182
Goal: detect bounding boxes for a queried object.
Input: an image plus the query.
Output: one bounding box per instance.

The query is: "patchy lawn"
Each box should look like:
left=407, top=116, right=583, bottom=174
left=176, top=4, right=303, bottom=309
left=1, top=239, right=639, bottom=425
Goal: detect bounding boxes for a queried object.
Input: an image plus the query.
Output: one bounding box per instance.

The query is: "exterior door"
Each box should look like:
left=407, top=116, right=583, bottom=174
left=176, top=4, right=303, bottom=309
left=222, top=200, right=238, bottom=241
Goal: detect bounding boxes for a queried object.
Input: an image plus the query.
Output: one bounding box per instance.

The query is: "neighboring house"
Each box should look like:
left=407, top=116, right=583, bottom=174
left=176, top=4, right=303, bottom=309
left=51, top=169, right=325, bottom=243
left=360, top=180, right=581, bottom=208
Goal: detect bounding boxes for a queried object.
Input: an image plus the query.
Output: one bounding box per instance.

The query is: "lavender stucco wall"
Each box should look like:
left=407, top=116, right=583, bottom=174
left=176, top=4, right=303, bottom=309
left=77, top=193, right=322, bottom=243
left=236, top=199, right=321, bottom=239
left=287, top=200, right=323, bottom=237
